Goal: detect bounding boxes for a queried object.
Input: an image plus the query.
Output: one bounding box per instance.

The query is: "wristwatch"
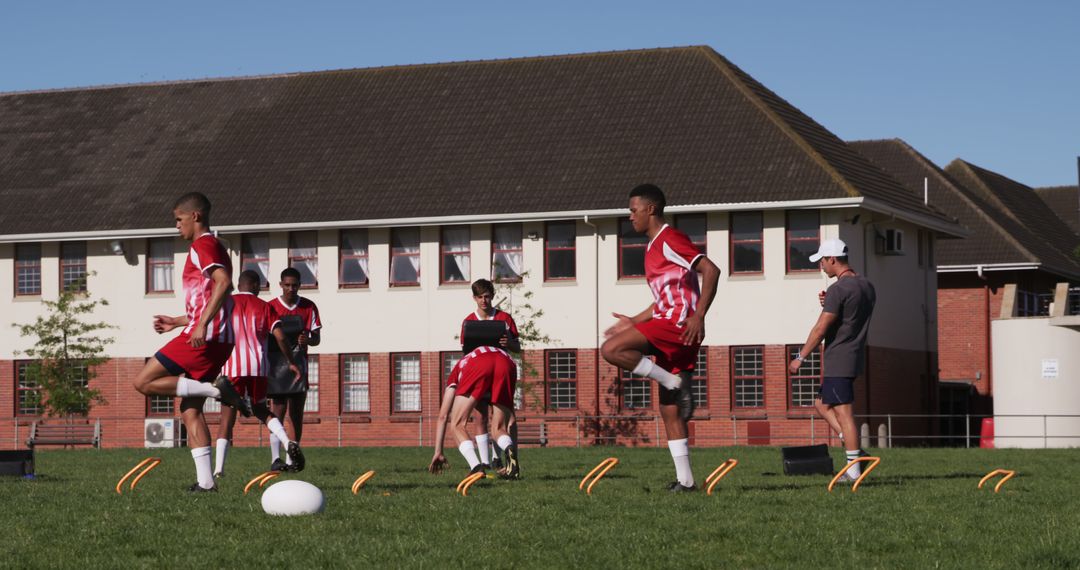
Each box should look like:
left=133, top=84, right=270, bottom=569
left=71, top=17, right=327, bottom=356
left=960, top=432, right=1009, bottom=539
left=794, top=354, right=805, bottom=362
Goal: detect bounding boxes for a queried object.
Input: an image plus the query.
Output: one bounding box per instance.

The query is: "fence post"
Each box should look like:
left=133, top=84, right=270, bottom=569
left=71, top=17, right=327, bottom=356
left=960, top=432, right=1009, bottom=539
left=1044, top=415, right=1048, bottom=449
left=810, top=415, right=815, bottom=445
left=419, top=415, right=424, bottom=447
left=575, top=416, right=581, bottom=448
left=654, top=416, right=660, bottom=447
left=337, top=417, right=342, bottom=448
left=887, top=415, right=893, bottom=448
left=965, top=414, right=970, bottom=449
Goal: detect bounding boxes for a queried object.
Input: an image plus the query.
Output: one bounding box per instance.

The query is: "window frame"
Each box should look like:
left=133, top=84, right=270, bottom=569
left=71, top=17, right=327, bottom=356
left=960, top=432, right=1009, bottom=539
left=15, top=243, right=42, bottom=297
left=785, top=210, right=820, bottom=273
left=729, top=212, right=764, bottom=275
left=15, top=360, right=41, bottom=417
left=731, top=345, right=766, bottom=410
left=543, top=221, right=577, bottom=281
left=288, top=231, right=319, bottom=289
left=491, top=223, right=524, bottom=283
left=545, top=350, right=578, bottom=411
left=59, top=241, right=88, bottom=293
left=340, top=353, right=371, bottom=414
left=675, top=213, right=708, bottom=255
left=390, top=227, right=422, bottom=287
left=391, top=352, right=422, bottom=414
left=146, top=238, right=175, bottom=294
left=617, top=219, right=648, bottom=279
left=241, top=233, right=271, bottom=288
left=690, top=347, right=708, bottom=409
left=338, top=229, right=370, bottom=289
left=787, top=345, right=822, bottom=409
left=441, top=351, right=464, bottom=385
left=439, top=226, right=471, bottom=285
left=619, top=367, right=653, bottom=411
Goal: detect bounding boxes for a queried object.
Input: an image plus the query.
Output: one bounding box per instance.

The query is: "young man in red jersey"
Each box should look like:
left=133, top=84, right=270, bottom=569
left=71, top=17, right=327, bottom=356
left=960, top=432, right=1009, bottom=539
left=601, top=184, right=720, bottom=492
left=428, top=345, right=519, bottom=478
left=459, top=279, right=520, bottom=470
left=133, top=192, right=249, bottom=492
left=212, top=270, right=305, bottom=479
left=266, top=267, right=322, bottom=472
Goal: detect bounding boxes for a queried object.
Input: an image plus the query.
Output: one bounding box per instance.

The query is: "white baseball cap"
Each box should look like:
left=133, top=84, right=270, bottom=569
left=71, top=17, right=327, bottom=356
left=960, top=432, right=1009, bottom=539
left=808, top=238, right=848, bottom=262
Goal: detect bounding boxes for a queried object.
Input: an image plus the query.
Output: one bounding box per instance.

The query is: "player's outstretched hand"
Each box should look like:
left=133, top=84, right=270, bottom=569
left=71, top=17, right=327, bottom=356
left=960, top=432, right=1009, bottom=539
left=678, top=314, right=705, bottom=346
left=604, top=313, right=634, bottom=338
left=428, top=454, right=449, bottom=474
left=153, top=315, right=177, bottom=334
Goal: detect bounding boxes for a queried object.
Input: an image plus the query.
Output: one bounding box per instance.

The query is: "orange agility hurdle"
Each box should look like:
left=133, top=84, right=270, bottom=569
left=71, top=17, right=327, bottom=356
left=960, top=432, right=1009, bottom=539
left=456, top=472, right=485, bottom=496
left=827, top=456, right=881, bottom=493
left=351, top=470, right=376, bottom=495
left=579, top=457, right=619, bottom=495
left=243, top=471, right=281, bottom=495
left=116, top=457, right=162, bottom=494
left=978, top=469, right=1016, bottom=493
left=705, top=459, right=738, bottom=496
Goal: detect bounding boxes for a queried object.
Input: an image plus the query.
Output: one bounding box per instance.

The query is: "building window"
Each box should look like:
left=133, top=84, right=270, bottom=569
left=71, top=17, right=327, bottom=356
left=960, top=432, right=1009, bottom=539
left=544, top=221, right=576, bottom=280
left=786, top=210, right=820, bottom=272
left=60, top=241, right=87, bottom=292
left=546, top=350, right=577, bottom=410
left=15, top=243, right=42, bottom=296
left=732, top=346, right=764, bottom=409
left=392, top=353, right=422, bottom=412
left=676, top=214, right=708, bottom=255
left=147, top=395, right=174, bottom=416
left=788, top=345, right=821, bottom=408
left=304, top=358, right=320, bottom=413
left=492, top=224, right=523, bottom=283
left=146, top=238, right=174, bottom=293
left=241, top=234, right=270, bottom=287
left=620, top=368, right=652, bottom=410
left=440, top=226, right=471, bottom=284
left=730, top=212, right=763, bottom=274
left=203, top=395, right=221, bottom=414
left=339, top=229, right=369, bottom=288
left=390, top=227, right=421, bottom=286
left=341, top=355, right=370, bottom=413
left=15, top=361, right=40, bottom=416
left=691, top=348, right=708, bottom=408
left=288, top=231, right=319, bottom=288
left=442, top=351, right=464, bottom=384
left=618, top=219, right=647, bottom=278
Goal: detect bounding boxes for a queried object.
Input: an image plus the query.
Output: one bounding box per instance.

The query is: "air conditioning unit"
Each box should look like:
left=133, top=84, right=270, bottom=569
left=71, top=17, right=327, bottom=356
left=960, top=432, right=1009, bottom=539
left=145, top=418, right=177, bottom=448
left=876, top=228, right=905, bottom=255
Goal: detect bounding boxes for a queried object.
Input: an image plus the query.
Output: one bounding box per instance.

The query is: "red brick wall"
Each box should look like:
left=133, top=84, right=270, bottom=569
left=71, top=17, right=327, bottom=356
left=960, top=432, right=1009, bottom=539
left=937, top=273, right=994, bottom=396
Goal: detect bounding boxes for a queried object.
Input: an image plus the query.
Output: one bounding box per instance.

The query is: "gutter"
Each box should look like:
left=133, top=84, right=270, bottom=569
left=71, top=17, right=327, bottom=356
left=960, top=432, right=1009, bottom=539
left=937, top=263, right=1041, bottom=274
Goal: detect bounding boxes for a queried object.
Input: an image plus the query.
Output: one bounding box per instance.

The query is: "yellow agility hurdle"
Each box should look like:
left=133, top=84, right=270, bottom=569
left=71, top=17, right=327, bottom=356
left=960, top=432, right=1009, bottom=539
left=243, top=471, right=281, bottom=495
left=579, top=457, right=619, bottom=496
left=456, top=472, right=485, bottom=496
left=978, top=469, right=1016, bottom=493
left=705, top=459, right=738, bottom=496
left=351, top=470, right=376, bottom=495
left=116, top=457, right=162, bottom=494
left=827, top=456, right=881, bottom=493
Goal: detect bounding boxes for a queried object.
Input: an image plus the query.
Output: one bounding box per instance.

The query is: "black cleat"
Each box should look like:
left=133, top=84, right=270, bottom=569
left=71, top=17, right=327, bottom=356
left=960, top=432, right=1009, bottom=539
left=188, top=482, right=218, bottom=493
left=667, top=481, right=697, bottom=493
left=269, top=458, right=288, bottom=472
left=479, top=463, right=491, bottom=471
left=498, top=446, right=521, bottom=480
left=469, top=464, right=486, bottom=476
left=213, top=376, right=252, bottom=417
left=490, top=454, right=504, bottom=470
left=286, top=441, right=305, bottom=472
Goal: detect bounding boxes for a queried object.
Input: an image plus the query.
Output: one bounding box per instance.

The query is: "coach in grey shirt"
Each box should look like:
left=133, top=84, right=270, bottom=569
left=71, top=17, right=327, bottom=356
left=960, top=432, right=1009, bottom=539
left=789, top=238, right=876, bottom=480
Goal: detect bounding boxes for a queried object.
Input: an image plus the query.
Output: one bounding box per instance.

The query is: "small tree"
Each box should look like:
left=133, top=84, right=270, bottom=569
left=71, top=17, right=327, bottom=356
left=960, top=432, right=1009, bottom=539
left=12, top=277, right=114, bottom=417
left=493, top=271, right=554, bottom=411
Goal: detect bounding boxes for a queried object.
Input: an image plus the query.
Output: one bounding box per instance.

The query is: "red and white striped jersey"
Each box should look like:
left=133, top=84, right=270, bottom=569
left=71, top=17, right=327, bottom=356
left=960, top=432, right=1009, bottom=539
left=222, top=292, right=277, bottom=378
left=269, top=296, right=321, bottom=355
left=645, top=225, right=704, bottom=325
left=446, top=345, right=512, bottom=388
left=181, top=233, right=234, bottom=343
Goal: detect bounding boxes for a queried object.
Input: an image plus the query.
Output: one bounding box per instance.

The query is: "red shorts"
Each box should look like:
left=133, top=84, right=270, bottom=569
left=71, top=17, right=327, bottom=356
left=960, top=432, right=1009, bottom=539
left=231, top=376, right=268, bottom=405
left=155, top=335, right=234, bottom=382
left=456, top=352, right=517, bottom=408
left=634, top=318, right=700, bottom=374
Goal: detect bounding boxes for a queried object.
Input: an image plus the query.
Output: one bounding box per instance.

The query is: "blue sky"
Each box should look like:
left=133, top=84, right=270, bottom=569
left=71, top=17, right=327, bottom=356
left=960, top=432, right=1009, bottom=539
left=3, top=1, right=1077, bottom=187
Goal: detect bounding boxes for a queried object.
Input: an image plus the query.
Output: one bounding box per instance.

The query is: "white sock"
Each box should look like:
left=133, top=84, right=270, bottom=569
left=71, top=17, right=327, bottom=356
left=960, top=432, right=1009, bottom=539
left=269, top=434, right=281, bottom=462
left=458, top=440, right=481, bottom=470
left=267, top=418, right=291, bottom=448
left=191, top=446, right=214, bottom=489
left=633, top=357, right=681, bottom=390
left=213, top=438, right=229, bottom=475
left=668, top=438, right=694, bottom=487
left=475, top=433, right=492, bottom=464
left=497, top=434, right=514, bottom=452
left=177, top=376, right=220, bottom=398
left=845, top=450, right=862, bottom=477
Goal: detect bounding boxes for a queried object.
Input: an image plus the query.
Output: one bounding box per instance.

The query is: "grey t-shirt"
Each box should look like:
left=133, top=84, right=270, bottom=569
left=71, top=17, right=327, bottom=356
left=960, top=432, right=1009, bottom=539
left=822, top=274, right=876, bottom=378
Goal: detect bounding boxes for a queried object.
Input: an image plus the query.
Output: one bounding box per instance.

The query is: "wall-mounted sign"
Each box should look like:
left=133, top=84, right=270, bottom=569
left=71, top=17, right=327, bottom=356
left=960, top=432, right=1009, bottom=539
left=1042, top=359, right=1059, bottom=380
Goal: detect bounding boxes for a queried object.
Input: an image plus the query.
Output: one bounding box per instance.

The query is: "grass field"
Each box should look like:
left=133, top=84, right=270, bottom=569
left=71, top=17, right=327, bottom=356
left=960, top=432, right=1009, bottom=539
left=3, top=445, right=1079, bottom=568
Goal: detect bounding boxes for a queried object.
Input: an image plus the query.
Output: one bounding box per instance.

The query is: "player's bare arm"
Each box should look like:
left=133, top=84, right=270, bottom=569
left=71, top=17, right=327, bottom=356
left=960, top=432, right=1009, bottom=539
left=679, top=256, right=720, bottom=345
left=153, top=314, right=189, bottom=334
left=604, top=304, right=655, bottom=338
left=429, top=387, right=457, bottom=474
left=788, top=310, right=839, bottom=374
left=271, top=326, right=302, bottom=380
left=188, top=266, right=231, bottom=348
left=297, top=330, right=321, bottom=348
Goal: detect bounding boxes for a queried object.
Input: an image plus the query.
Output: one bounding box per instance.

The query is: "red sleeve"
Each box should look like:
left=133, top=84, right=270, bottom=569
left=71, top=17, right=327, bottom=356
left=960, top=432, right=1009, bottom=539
left=661, top=230, right=705, bottom=271
left=447, top=362, right=462, bottom=388
left=460, top=315, right=471, bottom=346
left=308, top=302, right=322, bottom=332
left=268, top=300, right=283, bottom=330
left=191, top=237, right=229, bottom=275
left=504, top=313, right=519, bottom=338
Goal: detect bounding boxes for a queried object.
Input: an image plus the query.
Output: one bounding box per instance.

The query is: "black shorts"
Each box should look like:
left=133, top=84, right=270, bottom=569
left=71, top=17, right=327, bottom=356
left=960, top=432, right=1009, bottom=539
left=819, top=377, right=855, bottom=405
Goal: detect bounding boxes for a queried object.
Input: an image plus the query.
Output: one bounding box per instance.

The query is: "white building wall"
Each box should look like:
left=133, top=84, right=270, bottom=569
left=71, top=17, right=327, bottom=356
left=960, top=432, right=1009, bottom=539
left=991, top=318, right=1080, bottom=448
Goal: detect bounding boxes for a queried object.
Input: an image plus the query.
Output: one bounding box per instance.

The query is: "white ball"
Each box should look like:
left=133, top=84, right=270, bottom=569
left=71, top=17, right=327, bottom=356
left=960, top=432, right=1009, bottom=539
left=261, top=480, right=325, bottom=516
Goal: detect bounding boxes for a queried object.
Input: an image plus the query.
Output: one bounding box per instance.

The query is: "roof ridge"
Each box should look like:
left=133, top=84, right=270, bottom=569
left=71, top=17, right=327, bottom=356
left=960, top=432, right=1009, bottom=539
left=0, top=46, right=707, bottom=98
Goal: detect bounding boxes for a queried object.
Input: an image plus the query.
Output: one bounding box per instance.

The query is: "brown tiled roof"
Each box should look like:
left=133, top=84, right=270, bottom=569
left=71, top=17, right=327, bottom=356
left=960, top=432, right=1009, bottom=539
left=851, top=139, right=1080, bottom=279
left=0, top=46, right=955, bottom=237
left=1035, top=185, right=1079, bottom=233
